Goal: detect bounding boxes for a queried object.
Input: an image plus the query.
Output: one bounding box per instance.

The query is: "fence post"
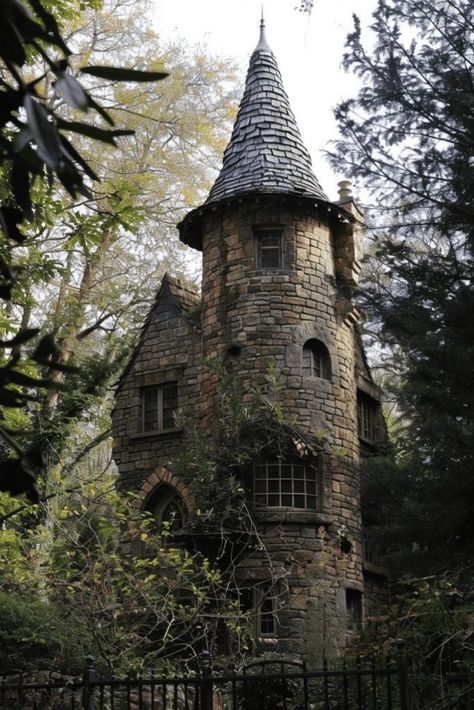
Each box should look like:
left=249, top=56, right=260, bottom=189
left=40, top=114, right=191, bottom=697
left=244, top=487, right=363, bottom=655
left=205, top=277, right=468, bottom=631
left=199, top=650, right=213, bottom=710
left=82, top=655, right=97, bottom=710
left=395, top=639, right=411, bottom=710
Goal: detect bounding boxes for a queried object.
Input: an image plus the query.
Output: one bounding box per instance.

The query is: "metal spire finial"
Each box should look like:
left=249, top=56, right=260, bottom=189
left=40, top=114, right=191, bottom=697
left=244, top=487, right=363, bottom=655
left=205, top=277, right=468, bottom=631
left=256, top=7, right=270, bottom=51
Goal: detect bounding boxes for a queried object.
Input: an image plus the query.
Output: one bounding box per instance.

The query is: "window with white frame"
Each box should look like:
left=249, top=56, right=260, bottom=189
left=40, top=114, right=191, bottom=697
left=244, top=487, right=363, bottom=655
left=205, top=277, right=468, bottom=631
left=253, top=459, right=318, bottom=510
left=142, top=382, right=178, bottom=432
left=302, top=339, right=331, bottom=380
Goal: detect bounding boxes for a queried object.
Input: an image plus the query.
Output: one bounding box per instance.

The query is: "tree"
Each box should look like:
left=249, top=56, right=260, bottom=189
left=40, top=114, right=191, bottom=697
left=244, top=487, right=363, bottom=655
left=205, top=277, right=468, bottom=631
left=330, top=0, right=474, bottom=557
left=0, top=0, right=238, bottom=503
left=0, top=0, right=170, bottom=501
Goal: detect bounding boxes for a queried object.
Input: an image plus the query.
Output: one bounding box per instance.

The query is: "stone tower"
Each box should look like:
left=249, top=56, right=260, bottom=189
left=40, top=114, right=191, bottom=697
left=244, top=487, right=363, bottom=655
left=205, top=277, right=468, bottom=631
left=112, top=20, right=386, bottom=662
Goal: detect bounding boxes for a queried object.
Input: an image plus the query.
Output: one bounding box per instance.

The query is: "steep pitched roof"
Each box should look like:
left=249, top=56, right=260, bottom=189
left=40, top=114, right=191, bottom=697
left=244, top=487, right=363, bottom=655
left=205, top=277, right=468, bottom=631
left=114, top=274, right=201, bottom=393
left=206, top=20, right=327, bottom=204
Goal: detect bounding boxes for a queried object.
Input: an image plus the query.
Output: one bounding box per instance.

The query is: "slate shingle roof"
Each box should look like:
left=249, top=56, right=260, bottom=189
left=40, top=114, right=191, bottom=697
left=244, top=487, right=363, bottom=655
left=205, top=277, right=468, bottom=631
left=206, top=22, right=327, bottom=204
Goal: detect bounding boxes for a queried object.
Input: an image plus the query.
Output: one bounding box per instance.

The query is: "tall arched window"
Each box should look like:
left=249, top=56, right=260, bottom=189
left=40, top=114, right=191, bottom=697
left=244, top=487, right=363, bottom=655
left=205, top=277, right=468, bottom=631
left=144, top=484, right=186, bottom=530
left=302, top=339, right=331, bottom=380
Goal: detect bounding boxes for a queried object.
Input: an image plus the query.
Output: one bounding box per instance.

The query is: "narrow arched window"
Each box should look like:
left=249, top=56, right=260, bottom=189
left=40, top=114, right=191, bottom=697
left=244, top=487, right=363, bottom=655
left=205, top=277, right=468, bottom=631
left=144, top=484, right=185, bottom=530
left=302, top=339, right=331, bottom=380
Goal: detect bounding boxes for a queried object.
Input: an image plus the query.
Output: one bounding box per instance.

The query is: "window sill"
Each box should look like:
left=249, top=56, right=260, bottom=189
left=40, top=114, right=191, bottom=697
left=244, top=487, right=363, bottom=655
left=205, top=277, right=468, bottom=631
left=130, top=429, right=183, bottom=440
left=251, top=509, right=332, bottom=525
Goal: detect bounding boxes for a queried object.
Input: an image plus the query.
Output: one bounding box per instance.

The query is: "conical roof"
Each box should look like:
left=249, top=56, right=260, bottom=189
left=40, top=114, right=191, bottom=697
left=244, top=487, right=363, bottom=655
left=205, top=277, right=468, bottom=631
left=205, top=20, right=327, bottom=204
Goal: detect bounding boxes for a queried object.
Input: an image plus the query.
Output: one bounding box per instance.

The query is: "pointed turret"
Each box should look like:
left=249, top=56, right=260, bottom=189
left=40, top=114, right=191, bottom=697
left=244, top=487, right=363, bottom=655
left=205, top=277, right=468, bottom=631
left=178, top=20, right=328, bottom=249
left=206, top=19, right=327, bottom=204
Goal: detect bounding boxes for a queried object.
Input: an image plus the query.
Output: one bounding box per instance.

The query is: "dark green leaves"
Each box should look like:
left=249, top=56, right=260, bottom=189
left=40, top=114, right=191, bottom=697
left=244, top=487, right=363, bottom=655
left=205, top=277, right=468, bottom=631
left=0, top=0, right=169, bottom=502
left=54, top=74, right=89, bottom=111
left=80, top=66, right=169, bottom=82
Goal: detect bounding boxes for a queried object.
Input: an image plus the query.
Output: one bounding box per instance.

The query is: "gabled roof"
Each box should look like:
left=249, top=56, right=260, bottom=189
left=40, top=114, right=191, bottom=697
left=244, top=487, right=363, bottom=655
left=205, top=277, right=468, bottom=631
left=114, top=274, right=201, bottom=393
left=206, top=20, right=327, bottom=205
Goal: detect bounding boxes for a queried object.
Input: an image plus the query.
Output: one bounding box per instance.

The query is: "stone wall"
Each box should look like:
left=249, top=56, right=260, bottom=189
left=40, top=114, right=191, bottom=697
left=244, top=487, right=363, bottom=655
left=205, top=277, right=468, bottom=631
left=198, top=194, right=365, bottom=659
left=111, top=278, right=202, bottom=493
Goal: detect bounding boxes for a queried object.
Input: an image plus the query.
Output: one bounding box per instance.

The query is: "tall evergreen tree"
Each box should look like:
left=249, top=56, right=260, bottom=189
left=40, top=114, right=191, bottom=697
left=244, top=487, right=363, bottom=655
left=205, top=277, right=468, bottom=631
left=330, top=0, right=474, bottom=556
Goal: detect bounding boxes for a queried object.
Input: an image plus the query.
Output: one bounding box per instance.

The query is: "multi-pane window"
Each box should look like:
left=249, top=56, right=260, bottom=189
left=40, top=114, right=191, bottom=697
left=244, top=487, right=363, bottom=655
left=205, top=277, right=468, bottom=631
left=256, top=230, right=282, bottom=269
left=142, top=382, right=178, bottom=432
left=357, top=393, right=376, bottom=443
left=346, top=589, right=363, bottom=632
left=253, top=459, right=318, bottom=510
left=302, top=339, right=331, bottom=380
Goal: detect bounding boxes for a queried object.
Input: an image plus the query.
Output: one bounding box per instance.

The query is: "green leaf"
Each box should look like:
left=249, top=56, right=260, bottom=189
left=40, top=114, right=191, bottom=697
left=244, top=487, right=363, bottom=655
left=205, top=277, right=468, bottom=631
left=57, top=119, right=134, bottom=145
left=54, top=74, right=89, bottom=111
left=80, top=66, right=169, bottom=82
left=86, top=94, right=115, bottom=126
left=59, top=135, right=99, bottom=182
left=23, top=93, right=62, bottom=170
left=0, top=328, right=40, bottom=347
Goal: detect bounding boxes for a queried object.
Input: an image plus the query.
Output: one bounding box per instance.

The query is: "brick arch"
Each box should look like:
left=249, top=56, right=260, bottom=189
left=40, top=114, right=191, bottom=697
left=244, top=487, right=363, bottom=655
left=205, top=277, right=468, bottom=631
left=137, top=467, right=196, bottom=514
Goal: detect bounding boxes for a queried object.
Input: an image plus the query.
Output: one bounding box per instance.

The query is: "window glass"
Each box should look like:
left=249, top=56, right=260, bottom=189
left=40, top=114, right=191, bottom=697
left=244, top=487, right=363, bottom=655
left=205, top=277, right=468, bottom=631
left=145, top=484, right=185, bottom=531
left=346, top=589, right=363, bottom=631
left=252, top=459, right=318, bottom=510
left=256, top=230, right=282, bottom=269
left=302, top=340, right=331, bottom=380
left=142, top=382, right=178, bottom=432
left=357, top=393, right=377, bottom=442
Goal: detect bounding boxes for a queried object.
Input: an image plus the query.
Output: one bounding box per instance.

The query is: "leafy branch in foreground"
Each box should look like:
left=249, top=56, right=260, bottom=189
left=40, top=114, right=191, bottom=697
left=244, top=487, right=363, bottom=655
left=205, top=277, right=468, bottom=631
left=0, top=0, right=168, bottom=500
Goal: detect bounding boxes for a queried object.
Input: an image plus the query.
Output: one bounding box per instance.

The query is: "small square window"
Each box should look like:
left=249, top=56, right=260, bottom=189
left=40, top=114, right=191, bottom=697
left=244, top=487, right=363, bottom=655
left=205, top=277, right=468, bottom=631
left=256, top=230, right=282, bottom=269
left=142, top=383, right=178, bottom=432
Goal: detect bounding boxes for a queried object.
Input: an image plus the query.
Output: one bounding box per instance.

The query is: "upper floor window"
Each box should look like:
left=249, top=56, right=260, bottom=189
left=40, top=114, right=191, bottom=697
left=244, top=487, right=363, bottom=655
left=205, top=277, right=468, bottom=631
left=142, top=382, right=178, bottom=432
left=302, top=339, right=331, bottom=380
left=253, top=458, right=318, bottom=510
left=357, top=392, right=377, bottom=443
left=255, top=229, right=282, bottom=269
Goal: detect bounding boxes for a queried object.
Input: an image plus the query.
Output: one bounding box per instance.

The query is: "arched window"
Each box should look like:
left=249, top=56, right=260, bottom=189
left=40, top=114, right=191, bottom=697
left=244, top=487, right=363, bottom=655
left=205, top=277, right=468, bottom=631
left=144, top=484, right=186, bottom=530
left=302, top=339, right=331, bottom=380
left=253, top=458, right=318, bottom=510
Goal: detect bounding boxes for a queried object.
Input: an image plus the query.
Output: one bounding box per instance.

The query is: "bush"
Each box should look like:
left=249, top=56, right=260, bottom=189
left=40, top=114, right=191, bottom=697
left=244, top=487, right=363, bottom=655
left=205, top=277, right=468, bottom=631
left=0, top=590, right=92, bottom=674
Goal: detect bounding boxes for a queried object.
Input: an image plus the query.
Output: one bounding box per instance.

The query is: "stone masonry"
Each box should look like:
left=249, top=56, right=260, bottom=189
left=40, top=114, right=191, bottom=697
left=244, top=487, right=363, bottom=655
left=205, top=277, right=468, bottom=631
left=112, top=19, right=388, bottom=663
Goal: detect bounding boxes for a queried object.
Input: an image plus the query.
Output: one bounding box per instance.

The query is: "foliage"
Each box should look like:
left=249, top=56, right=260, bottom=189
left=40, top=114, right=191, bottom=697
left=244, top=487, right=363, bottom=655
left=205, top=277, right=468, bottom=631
left=0, top=0, right=168, bottom=501
left=352, top=570, right=474, bottom=710
left=176, top=362, right=319, bottom=530
left=0, top=589, right=92, bottom=674
left=331, top=0, right=474, bottom=558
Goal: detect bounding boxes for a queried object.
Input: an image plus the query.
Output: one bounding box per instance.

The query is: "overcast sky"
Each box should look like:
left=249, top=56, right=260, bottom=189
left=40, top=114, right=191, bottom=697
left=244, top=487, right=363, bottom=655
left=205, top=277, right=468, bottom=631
left=153, top=0, right=377, bottom=201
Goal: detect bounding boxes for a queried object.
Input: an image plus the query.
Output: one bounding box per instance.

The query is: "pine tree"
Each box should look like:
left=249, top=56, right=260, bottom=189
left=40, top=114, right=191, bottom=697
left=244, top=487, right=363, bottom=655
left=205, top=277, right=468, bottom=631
left=331, top=0, right=474, bottom=555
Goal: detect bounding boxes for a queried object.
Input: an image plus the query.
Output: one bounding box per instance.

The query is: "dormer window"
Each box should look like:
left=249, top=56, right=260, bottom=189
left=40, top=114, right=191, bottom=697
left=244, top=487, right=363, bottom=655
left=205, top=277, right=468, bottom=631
left=142, top=382, right=178, bottom=432
left=255, top=229, right=282, bottom=269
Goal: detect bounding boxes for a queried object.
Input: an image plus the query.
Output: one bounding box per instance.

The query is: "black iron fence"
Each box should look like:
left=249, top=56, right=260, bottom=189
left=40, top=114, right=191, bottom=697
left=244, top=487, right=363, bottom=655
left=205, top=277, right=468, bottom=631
left=0, top=646, right=411, bottom=710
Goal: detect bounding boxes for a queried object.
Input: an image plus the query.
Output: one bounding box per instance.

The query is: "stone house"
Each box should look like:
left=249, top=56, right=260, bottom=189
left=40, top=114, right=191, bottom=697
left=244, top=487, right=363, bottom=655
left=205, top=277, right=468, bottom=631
left=112, top=21, right=388, bottom=662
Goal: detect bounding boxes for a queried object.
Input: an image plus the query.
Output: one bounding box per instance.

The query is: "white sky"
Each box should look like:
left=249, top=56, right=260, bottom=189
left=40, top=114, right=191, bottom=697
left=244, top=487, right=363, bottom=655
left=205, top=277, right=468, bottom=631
left=153, top=0, right=377, bottom=201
